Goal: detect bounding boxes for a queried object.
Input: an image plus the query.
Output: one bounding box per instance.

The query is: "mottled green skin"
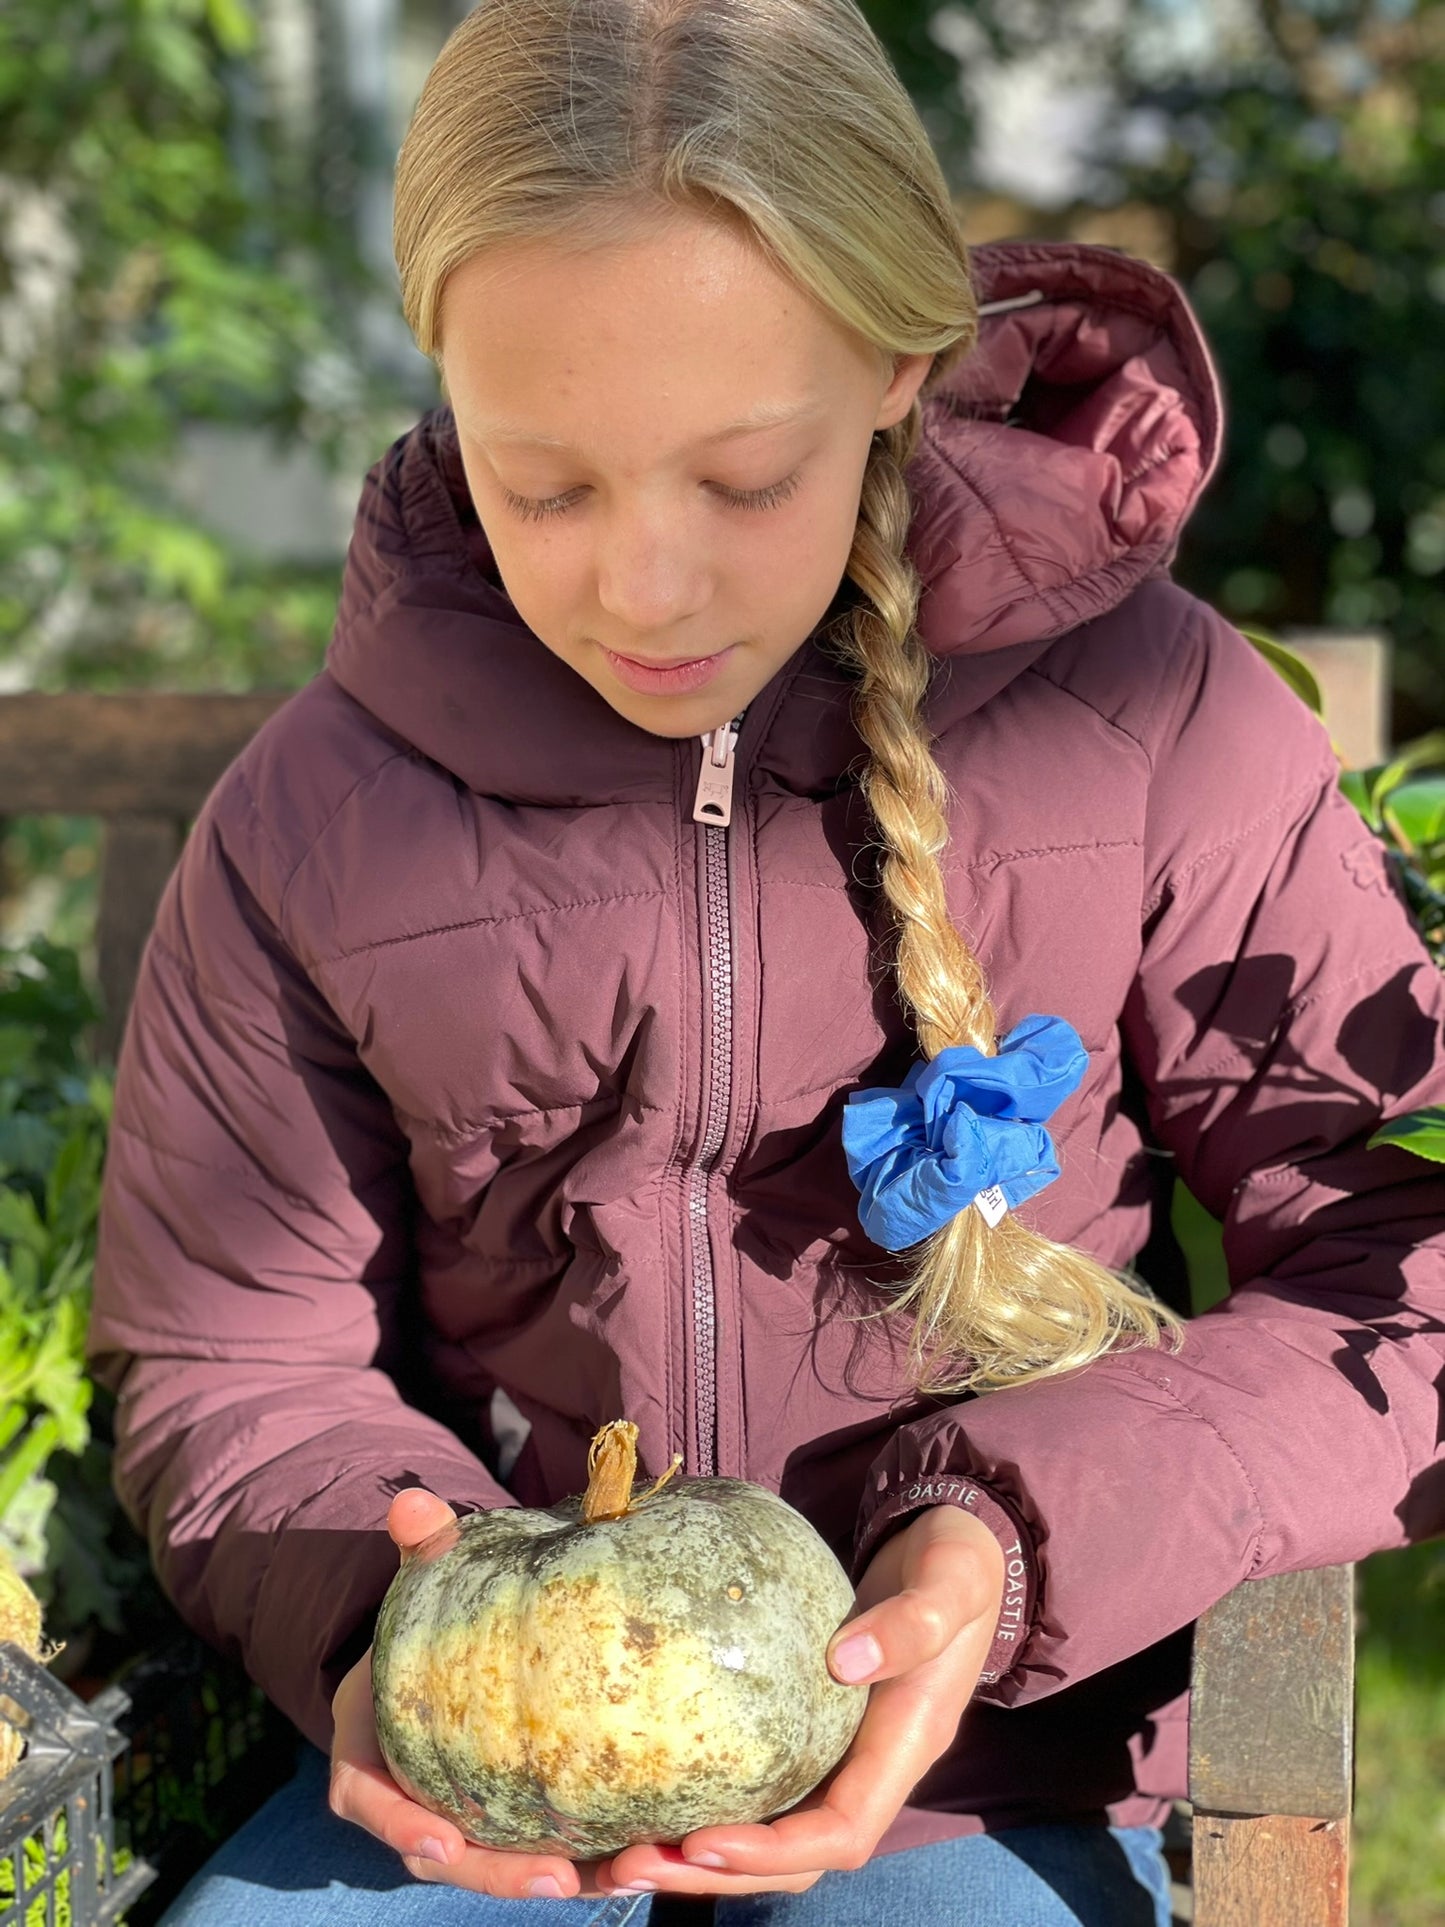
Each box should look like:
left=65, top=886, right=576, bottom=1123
left=371, top=1478, right=866, bottom=1856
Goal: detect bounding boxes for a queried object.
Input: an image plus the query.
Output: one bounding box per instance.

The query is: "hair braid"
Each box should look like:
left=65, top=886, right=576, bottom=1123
left=824, top=411, right=1185, bottom=1394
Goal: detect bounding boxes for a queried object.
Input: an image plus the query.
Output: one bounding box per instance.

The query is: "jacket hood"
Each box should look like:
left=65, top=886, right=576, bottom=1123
left=326, top=240, right=1222, bottom=797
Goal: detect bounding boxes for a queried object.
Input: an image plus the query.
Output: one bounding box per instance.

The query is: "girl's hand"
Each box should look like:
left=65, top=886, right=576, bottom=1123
left=328, top=1489, right=609, bottom=1901
left=597, top=1504, right=1007, bottom=1899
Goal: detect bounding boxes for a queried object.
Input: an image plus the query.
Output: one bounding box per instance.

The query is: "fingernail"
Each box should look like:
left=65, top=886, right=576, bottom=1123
left=526, top=1875, right=567, bottom=1897
left=686, top=1851, right=729, bottom=1868
left=414, top=1837, right=450, bottom=1865
left=610, top=1881, right=658, bottom=1893
left=831, top=1631, right=883, bottom=1682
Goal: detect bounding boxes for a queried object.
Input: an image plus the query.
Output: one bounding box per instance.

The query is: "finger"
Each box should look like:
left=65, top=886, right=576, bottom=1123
left=387, top=1486, right=458, bottom=1552
left=599, top=1841, right=823, bottom=1898
left=330, top=1750, right=471, bottom=1872
left=330, top=1651, right=468, bottom=1864
left=331, top=1654, right=469, bottom=1869
left=395, top=1844, right=591, bottom=1900
left=332, top=1645, right=592, bottom=1898
left=332, top=1714, right=589, bottom=1898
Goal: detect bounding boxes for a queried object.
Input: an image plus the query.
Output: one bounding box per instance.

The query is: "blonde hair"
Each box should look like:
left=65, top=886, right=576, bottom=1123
left=393, top=0, right=1185, bottom=1393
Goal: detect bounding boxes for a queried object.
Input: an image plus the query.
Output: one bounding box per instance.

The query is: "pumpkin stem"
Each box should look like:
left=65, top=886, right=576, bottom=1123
left=581, top=1422, right=685, bottom=1524
left=583, top=1421, right=640, bottom=1523
left=636, top=1453, right=685, bottom=1506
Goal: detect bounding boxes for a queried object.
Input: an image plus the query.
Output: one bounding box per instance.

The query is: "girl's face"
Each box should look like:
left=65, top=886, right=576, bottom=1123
left=438, top=209, right=933, bottom=739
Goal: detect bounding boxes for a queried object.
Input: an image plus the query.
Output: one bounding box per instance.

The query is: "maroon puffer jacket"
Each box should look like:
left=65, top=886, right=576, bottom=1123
left=89, top=242, right=1445, bottom=1848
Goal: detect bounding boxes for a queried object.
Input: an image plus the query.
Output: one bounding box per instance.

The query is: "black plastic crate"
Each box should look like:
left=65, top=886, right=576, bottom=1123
left=0, top=1642, right=151, bottom=1925
left=2, top=1634, right=297, bottom=1927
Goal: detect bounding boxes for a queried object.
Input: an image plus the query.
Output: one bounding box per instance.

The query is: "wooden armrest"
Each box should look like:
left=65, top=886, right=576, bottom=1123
left=1189, top=1563, right=1355, bottom=1925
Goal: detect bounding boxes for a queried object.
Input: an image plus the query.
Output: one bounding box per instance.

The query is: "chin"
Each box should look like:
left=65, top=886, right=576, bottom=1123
left=587, top=676, right=743, bottom=739
left=614, top=696, right=736, bottom=740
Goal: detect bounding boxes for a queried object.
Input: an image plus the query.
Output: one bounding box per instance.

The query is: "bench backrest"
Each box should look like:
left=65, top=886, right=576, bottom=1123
left=0, top=692, right=286, bottom=1059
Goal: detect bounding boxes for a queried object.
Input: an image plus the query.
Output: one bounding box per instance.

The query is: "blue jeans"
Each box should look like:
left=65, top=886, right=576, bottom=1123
left=160, top=1746, right=1174, bottom=1927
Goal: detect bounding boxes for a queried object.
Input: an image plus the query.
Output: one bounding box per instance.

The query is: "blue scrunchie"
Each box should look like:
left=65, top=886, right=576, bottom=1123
left=841, top=1014, right=1089, bottom=1252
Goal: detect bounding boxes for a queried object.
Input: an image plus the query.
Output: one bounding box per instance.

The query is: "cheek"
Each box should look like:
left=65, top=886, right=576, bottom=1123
left=759, top=502, right=855, bottom=607
left=484, top=538, right=584, bottom=644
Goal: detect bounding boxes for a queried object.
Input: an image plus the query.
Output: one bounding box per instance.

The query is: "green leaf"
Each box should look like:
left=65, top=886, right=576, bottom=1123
left=1370, top=732, right=1445, bottom=819
left=43, top=1492, right=129, bottom=1635
left=45, top=1126, right=102, bottom=1248
left=1339, top=767, right=1376, bottom=824
left=1369, top=1109, right=1445, bottom=1163
left=206, top=0, right=258, bottom=57
left=0, top=1187, right=47, bottom=1256
left=0, top=1470, right=58, bottom=1580
left=6, top=1240, right=39, bottom=1304
left=0, top=1026, right=38, bottom=1080
left=0, top=1112, right=60, bottom=1182
left=0, top=1411, right=61, bottom=1525
left=1241, top=629, right=1324, bottom=716
left=1384, top=779, right=1445, bottom=857
left=1337, top=753, right=1437, bottom=839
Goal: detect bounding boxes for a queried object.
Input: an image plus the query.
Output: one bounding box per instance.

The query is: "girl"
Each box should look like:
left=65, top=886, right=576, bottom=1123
left=88, top=2, right=1445, bottom=1923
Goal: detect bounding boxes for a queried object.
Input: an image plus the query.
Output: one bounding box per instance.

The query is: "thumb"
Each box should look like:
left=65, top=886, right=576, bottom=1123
left=828, top=1506, right=1005, bottom=1685
left=387, top=1486, right=458, bottom=1558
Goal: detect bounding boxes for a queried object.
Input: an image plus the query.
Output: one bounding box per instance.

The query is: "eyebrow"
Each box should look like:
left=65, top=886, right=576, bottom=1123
left=465, top=400, right=823, bottom=450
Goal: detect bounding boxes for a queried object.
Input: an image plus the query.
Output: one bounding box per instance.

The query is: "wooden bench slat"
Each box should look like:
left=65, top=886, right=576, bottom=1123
left=0, top=693, right=288, bottom=817
left=1191, top=1814, right=1350, bottom=1927
left=1190, top=1563, right=1355, bottom=1821
left=96, top=816, right=191, bottom=1060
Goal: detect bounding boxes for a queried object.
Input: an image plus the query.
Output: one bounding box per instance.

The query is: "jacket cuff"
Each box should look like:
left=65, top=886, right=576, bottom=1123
left=853, top=1470, right=1036, bottom=1691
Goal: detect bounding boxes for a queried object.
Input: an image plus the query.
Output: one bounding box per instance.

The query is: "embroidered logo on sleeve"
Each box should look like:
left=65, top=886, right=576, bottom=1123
left=1342, top=839, right=1392, bottom=897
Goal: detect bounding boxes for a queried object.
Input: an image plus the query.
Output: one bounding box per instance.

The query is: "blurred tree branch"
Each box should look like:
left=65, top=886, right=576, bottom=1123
left=0, top=0, right=409, bottom=693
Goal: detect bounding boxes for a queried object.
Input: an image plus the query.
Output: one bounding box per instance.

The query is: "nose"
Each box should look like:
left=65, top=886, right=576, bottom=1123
left=594, top=503, right=711, bottom=637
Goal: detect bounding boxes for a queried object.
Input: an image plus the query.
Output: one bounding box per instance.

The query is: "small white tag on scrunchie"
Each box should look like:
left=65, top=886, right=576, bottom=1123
left=972, top=1183, right=1009, bottom=1229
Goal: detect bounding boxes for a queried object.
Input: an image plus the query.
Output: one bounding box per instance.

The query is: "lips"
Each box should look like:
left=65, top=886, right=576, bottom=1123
left=609, top=651, right=718, bottom=669
left=602, top=643, right=736, bottom=696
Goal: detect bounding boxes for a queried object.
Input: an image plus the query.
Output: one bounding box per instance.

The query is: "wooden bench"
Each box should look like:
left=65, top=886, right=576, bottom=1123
left=0, top=653, right=1382, bottom=1924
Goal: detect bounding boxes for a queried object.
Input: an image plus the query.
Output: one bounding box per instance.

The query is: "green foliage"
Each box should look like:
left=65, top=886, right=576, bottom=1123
left=1239, top=627, right=1325, bottom=716
left=0, top=939, right=113, bottom=1621
left=0, top=1808, right=134, bottom=1927
left=1104, top=2, right=1445, bottom=732
left=0, top=0, right=409, bottom=695
left=1352, top=1539, right=1445, bottom=1927
left=1343, top=730, right=1445, bottom=963
left=0, top=1823, right=75, bottom=1927
left=1245, top=633, right=1445, bottom=1130
left=1369, top=1106, right=1445, bottom=1163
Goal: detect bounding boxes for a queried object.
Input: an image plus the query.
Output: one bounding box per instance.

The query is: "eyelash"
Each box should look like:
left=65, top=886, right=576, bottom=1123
left=500, top=471, right=802, bottom=523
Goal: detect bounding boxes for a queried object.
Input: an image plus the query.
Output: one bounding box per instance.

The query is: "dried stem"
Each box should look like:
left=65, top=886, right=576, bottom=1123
left=581, top=1420, right=683, bottom=1524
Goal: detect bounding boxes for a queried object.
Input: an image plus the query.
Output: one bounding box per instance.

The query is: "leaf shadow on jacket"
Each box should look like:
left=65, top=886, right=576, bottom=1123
left=1169, top=954, right=1445, bottom=1540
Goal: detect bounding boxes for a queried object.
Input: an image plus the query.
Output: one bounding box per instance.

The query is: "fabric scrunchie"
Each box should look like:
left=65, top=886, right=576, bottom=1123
left=841, top=1013, right=1089, bottom=1252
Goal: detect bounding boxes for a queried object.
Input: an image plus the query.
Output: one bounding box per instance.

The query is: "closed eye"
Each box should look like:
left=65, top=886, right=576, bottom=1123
left=499, top=471, right=802, bottom=523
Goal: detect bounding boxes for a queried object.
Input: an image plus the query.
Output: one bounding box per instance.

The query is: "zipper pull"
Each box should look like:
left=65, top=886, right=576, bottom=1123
left=692, top=712, right=746, bottom=827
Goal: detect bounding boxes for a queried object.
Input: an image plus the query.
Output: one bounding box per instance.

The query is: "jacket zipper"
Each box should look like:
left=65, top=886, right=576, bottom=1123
left=685, top=709, right=746, bottom=1476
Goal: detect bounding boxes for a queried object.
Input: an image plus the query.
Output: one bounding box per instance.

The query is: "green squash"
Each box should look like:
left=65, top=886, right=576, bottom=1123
left=371, top=1421, right=866, bottom=1857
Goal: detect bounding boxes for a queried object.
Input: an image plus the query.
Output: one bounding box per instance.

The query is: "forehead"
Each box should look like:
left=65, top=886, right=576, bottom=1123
left=438, top=215, right=884, bottom=452
left=468, top=399, right=826, bottom=452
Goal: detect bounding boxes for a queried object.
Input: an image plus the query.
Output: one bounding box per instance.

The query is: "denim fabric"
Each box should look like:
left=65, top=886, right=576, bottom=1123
left=160, top=1746, right=1174, bottom=1927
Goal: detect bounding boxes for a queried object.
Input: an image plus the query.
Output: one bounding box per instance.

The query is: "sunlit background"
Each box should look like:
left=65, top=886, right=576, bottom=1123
left=1, top=5, right=1442, bottom=1921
